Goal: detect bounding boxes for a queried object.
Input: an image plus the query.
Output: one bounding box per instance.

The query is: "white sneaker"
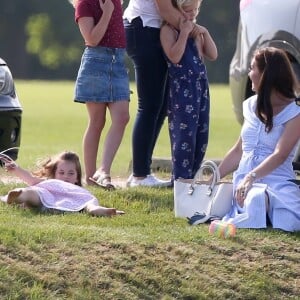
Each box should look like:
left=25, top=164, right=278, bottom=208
left=0, top=195, right=7, bottom=203
left=126, top=174, right=172, bottom=188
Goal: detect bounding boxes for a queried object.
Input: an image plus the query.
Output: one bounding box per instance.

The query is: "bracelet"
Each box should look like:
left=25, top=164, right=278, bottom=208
left=247, top=172, right=257, bottom=181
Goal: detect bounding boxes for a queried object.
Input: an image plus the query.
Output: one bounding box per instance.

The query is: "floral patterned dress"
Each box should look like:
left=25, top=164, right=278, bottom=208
left=166, top=36, right=210, bottom=180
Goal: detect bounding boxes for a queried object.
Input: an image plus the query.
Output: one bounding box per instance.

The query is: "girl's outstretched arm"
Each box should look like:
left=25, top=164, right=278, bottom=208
left=3, top=159, right=43, bottom=186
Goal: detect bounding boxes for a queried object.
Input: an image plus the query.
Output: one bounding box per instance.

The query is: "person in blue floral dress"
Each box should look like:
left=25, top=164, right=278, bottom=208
left=160, top=0, right=217, bottom=179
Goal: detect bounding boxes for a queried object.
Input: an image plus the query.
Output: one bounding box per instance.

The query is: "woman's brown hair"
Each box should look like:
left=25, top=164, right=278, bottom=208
left=254, top=47, right=298, bottom=132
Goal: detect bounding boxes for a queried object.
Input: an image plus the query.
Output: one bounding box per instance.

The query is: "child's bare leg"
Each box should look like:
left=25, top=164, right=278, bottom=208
left=7, top=189, right=23, bottom=204
left=85, top=203, right=125, bottom=217
left=7, top=188, right=41, bottom=207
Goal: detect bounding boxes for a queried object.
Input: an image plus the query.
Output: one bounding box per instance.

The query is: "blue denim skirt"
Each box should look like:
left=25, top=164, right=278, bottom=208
left=74, top=47, right=130, bottom=103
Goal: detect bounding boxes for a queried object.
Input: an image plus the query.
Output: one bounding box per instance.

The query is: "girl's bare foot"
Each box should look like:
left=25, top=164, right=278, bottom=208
left=98, top=207, right=125, bottom=216
left=7, top=189, right=23, bottom=205
left=86, top=203, right=125, bottom=217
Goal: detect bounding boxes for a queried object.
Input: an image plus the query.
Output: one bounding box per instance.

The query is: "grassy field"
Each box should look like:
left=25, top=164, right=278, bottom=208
left=0, top=81, right=299, bottom=299
left=10, top=80, right=240, bottom=176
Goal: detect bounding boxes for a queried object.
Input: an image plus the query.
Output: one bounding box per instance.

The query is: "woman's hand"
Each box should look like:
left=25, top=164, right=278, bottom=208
left=99, top=0, right=114, bottom=14
left=235, top=175, right=254, bottom=207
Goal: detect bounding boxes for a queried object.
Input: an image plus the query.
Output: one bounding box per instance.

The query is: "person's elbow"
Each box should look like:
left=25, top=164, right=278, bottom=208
left=88, top=42, right=98, bottom=47
left=168, top=53, right=182, bottom=64
left=84, top=33, right=103, bottom=47
left=205, top=49, right=218, bottom=61
left=169, top=57, right=181, bottom=64
left=85, top=38, right=99, bottom=47
left=165, top=49, right=183, bottom=64
left=210, top=50, right=218, bottom=61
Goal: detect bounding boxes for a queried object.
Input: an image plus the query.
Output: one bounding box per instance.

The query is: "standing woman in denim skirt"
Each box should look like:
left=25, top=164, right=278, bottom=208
left=72, top=0, right=130, bottom=188
left=124, top=1, right=197, bottom=187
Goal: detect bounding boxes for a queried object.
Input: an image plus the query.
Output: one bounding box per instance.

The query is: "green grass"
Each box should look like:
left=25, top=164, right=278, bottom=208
left=0, top=187, right=299, bottom=299
left=0, top=81, right=299, bottom=299
left=12, top=80, right=240, bottom=176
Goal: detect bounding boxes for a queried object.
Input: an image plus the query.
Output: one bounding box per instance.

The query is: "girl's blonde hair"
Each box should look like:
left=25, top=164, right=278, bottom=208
left=33, top=151, right=83, bottom=186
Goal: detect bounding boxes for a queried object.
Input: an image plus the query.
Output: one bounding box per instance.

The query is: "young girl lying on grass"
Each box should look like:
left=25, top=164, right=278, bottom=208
left=0, top=150, right=124, bottom=217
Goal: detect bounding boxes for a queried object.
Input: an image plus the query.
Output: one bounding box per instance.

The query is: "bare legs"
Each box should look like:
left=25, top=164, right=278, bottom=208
left=85, top=203, right=125, bottom=217
left=83, top=103, right=106, bottom=184
left=100, top=101, right=129, bottom=174
left=83, top=101, right=129, bottom=185
left=6, top=188, right=41, bottom=208
left=5, top=188, right=125, bottom=217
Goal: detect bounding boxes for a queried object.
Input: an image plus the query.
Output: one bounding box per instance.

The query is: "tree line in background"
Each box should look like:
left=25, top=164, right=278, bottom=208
left=0, top=0, right=240, bottom=83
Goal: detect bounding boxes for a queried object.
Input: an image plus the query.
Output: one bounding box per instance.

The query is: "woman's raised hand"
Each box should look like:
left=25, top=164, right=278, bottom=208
left=99, top=0, right=114, bottom=14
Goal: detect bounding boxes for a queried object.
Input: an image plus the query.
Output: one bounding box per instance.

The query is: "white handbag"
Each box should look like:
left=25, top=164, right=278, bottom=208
left=174, top=160, right=233, bottom=223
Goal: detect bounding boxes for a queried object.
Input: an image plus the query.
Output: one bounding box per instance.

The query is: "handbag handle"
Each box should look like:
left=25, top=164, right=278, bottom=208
left=188, top=160, right=220, bottom=196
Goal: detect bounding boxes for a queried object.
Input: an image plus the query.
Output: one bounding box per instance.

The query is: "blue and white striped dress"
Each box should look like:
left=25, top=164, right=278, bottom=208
left=223, top=96, right=300, bottom=232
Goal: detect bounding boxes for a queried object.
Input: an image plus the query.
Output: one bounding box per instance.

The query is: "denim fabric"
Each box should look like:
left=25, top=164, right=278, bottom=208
left=124, top=17, right=168, bottom=177
left=75, top=46, right=130, bottom=103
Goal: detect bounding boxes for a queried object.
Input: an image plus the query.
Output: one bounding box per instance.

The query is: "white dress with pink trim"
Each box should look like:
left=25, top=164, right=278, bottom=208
left=31, top=179, right=99, bottom=212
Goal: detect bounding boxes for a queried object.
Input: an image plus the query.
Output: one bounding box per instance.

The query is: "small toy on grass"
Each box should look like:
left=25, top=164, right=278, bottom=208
left=209, top=220, right=236, bottom=238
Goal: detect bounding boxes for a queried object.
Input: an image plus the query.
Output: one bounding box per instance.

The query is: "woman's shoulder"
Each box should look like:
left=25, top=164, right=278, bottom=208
left=243, top=95, right=257, bottom=112
left=76, top=0, right=96, bottom=6
left=76, top=0, right=97, bottom=10
left=289, top=98, right=300, bottom=110
left=160, top=23, right=177, bottom=38
left=266, top=98, right=300, bottom=126
left=280, top=98, right=300, bottom=118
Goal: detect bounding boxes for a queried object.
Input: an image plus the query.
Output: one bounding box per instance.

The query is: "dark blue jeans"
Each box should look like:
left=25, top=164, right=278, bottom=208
left=124, top=17, right=168, bottom=177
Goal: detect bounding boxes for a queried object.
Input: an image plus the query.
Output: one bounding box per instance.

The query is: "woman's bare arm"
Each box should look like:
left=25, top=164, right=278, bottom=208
left=155, top=0, right=186, bottom=28
left=78, top=0, right=114, bottom=46
left=218, top=137, right=243, bottom=179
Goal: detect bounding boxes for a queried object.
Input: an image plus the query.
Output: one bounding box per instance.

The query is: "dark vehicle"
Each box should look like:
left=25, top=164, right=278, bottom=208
left=0, top=57, right=22, bottom=162
left=229, top=0, right=300, bottom=170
